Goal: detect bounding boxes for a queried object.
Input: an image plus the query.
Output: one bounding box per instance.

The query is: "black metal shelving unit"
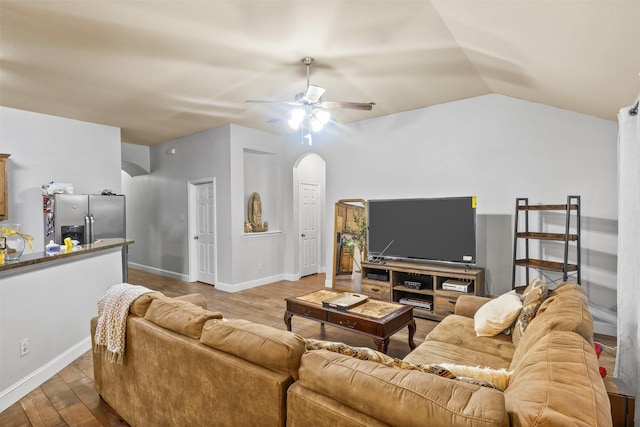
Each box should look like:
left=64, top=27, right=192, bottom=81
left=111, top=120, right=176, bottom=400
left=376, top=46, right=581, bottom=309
left=512, top=195, right=581, bottom=288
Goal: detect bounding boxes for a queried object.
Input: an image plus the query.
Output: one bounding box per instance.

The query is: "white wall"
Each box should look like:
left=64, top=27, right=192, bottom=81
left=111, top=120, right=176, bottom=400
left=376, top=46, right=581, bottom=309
left=0, top=107, right=122, bottom=251
left=0, top=249, right=125, bottom=412
left=228, top=125, right=285, bottom=289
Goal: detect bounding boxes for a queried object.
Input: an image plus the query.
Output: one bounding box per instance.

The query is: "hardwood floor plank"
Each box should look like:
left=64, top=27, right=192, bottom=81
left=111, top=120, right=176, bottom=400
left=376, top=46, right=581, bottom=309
left=19, top=387, right=66, bottom=427
left=58, top=402, right=101, bottom=427
left=40, top=374, right=80, bottom=411
left=0, top=401, right=31, bottom=427
left=68, top=376, right=127, bottom=427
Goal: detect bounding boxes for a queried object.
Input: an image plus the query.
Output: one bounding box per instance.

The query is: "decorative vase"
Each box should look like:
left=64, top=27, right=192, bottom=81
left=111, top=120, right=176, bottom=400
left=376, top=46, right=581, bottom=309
left=2, top=224, right=26, bottom=261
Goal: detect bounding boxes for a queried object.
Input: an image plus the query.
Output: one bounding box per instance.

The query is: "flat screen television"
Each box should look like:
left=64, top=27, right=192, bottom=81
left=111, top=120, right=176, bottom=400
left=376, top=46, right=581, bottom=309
left=367, top=196, right=476, bottom=265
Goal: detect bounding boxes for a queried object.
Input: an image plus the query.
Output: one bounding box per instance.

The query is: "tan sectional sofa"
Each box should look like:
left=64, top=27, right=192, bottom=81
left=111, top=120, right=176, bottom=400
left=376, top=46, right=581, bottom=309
left=91, top=293, right=307, bottom=427
left=91, top=283, right=611, bottom=427
left=289, top=282, right=611, bottom=426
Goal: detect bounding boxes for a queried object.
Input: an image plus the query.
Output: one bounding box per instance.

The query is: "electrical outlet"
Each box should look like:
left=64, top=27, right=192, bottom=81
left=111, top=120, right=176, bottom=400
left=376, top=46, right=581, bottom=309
left=20, top=338, right=29, bottom=357
left=257, top=263, right=263, bottom=271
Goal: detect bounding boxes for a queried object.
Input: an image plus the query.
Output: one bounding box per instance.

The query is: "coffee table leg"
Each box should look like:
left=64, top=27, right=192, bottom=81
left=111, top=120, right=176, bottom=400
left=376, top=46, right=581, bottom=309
left=284, top=311, right=293, bottom=332
left=374, top=338, right=390, bottom=354
left=408, top=319, right=417, bottom=350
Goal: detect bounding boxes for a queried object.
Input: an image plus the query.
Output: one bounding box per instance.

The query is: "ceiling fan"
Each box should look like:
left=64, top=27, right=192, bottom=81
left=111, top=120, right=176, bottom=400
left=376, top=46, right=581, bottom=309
left=246, top=57, right=375, bottom=144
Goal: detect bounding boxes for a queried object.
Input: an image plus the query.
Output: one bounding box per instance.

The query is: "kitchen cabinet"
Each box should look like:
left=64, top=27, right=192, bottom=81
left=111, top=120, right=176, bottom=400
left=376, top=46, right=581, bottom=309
left=0, top=153, right=10, bottom=220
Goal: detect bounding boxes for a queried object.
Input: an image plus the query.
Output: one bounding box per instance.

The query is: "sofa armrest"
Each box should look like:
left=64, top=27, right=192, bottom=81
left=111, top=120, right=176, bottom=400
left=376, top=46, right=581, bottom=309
left=454, top=295, right=493, bottom=318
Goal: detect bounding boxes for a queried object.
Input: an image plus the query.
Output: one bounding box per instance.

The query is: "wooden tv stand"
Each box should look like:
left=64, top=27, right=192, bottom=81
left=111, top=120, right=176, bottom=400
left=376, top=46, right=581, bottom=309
left=361, top=260, right=485, bottom=321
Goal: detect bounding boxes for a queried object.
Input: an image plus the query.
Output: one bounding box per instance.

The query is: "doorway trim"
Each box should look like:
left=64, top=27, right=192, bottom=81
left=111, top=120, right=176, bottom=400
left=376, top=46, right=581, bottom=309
left=292, top=153, right=326, bottom=280
left=298, top=181, right=321, bottom=277
left=187, top=177, right=217, bottom=283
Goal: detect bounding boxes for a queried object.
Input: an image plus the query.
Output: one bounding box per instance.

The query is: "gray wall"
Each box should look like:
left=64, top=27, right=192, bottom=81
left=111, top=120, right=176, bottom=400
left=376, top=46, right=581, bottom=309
left=122, top=124, right=285, bottom=289
left=280, top=94, right=618, bottom=328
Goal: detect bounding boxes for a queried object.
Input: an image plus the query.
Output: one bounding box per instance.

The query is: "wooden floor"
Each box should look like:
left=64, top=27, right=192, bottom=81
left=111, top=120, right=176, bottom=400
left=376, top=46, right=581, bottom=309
left=1, top=268, right=618, bottom=426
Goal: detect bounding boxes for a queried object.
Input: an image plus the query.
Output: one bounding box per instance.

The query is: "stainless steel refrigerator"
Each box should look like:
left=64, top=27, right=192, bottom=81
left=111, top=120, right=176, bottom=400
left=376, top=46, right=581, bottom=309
left=43, top=194, right=126, bottom=245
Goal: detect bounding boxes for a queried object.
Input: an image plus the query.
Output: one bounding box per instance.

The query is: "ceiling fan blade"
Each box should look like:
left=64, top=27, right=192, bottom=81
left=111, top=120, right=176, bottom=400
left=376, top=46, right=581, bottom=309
left=302, top=85, right=325, bottom=103
left=245, top=100, right=301, bottom=107
left=317, top=101, right=376, bottom=111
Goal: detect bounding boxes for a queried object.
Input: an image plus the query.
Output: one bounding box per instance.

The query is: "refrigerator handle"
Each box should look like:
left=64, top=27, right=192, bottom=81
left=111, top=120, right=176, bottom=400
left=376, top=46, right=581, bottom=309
left=90, top=214, right=95, bottom=243
left=84, top=215, right=91, bottom=244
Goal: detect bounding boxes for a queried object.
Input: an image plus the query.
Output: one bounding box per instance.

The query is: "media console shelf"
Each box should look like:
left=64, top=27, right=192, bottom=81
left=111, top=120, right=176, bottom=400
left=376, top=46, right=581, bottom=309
left=361, top=260, right=485, bottom=321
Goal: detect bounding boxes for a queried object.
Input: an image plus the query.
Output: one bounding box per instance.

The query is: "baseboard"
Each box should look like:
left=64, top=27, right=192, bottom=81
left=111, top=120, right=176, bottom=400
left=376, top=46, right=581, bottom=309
left=215, top=274, right=287, bottom=293
left=0, top=336, right=92, bottom=413
left=127, top=262, right=189, bottom=282
left=284, top=272, right=301, bottom=282
left=593, top=320, right=617, bottom=337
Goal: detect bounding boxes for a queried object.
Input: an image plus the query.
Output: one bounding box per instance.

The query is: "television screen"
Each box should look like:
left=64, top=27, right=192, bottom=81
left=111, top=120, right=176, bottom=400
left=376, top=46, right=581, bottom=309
left=367, top=197, right=476, bottom=264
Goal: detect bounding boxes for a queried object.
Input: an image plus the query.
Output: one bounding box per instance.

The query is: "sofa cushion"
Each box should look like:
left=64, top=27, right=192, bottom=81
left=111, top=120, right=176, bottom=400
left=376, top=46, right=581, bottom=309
left=404, top=314, right=515, bottom=370
left=510, top=282, right=593, bottom=370
left=130, top=292, right=208, bottom=317
left=512, top=278, right=548, bottom=347
left=200, top=318, right=306, bottom=380
left=474, top=291, right=522, bottom=337
left=505, top=331, right=611, bottom=427
left=297, top=350, right=509, bottom=427
left=144, top=297, right=222, bottom=339
left=130, top=292, right=164, bottom=317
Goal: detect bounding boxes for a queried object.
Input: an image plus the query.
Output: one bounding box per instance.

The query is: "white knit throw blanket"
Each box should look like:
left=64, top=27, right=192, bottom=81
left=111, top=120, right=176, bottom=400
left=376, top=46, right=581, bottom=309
left=94, top=283, right=154, bottom=364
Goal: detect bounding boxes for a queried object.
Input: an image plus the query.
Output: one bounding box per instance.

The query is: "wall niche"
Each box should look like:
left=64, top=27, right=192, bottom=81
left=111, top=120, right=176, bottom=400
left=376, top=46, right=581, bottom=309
left=243, top=148, right=280, bottom=233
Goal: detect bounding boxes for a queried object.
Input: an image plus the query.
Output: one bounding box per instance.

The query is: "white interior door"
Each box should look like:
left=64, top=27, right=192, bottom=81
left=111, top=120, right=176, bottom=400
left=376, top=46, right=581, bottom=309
left=299, top=182, right=320, bottom=277
left=195, top=182, right=216, bottom=285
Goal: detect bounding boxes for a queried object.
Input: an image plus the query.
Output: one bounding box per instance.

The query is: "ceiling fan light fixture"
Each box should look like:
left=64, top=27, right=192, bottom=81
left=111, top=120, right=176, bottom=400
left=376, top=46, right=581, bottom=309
left=288, top=108, right=305, bottom=129
left=315, top=110, right=330, bottom=125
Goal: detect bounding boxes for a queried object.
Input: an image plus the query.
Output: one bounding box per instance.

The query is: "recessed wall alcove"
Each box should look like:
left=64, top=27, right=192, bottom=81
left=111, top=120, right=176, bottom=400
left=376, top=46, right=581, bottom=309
left=243, top=148, right=281, bottom=234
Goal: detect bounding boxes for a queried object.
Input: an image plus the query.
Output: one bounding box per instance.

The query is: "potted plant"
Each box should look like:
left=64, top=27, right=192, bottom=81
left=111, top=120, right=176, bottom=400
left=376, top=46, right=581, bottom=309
left=344, top=211, right=367, bottom=289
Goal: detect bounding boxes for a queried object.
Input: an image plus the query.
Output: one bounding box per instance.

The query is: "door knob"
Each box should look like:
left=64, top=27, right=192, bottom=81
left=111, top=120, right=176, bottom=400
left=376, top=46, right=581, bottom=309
left=301, top=233, right=306, bottom=237
left=193, top=236, right=199, bottom=240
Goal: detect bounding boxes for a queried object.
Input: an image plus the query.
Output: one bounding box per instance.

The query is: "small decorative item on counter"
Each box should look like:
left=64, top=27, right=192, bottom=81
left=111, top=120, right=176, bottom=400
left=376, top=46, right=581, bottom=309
left=46, top=239, right=61, bottom=254
left=0, top=224, right=33, bottom=261
left=244, top=221, right=253, bottom=233
left=64, top=237, right=74, bottom=253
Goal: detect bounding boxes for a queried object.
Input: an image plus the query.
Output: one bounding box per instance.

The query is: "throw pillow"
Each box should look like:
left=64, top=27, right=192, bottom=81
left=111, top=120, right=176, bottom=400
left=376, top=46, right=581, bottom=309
left=304, top=338, right=394, bottom=366
left=306, top=339, right=505, bottom=390
left=439, top=363, right=511, bottom=391
left=474, top=290, right=523, bottom=337
left=393, top=359, right=504, bottom=390
left=512, top=278, right=548, bottom=347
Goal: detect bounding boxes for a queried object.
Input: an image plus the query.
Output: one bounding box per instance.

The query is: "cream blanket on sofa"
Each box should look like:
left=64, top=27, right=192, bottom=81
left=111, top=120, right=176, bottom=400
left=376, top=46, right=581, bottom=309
left=94, top=283, right=154, bottom=364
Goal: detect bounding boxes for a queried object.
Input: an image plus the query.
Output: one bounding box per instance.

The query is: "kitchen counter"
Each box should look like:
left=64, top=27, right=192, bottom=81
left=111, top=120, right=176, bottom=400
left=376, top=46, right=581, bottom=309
left=0, top=238, right=133, bottom=277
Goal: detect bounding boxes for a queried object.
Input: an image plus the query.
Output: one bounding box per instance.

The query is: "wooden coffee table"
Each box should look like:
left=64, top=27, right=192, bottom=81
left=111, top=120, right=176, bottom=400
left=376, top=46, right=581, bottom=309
left=284, top=289, right=416, bottom=354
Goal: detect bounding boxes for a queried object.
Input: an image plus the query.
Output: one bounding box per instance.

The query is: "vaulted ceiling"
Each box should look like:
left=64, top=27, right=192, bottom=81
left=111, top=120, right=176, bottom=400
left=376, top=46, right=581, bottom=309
left=1, top=1, right=639, bottom=146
